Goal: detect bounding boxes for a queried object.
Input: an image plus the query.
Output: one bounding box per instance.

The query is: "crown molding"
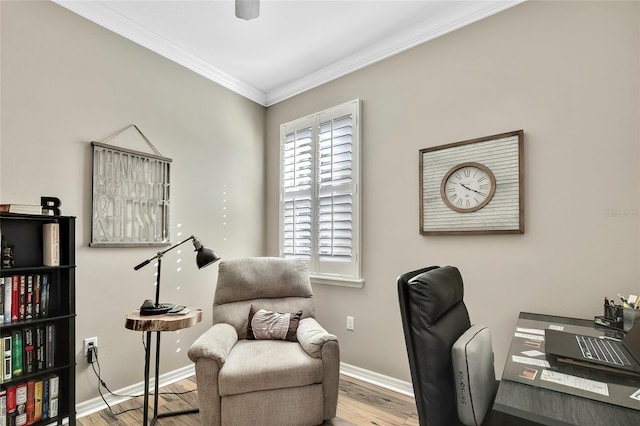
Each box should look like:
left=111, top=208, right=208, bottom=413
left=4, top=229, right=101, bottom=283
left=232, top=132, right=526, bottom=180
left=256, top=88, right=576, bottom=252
left=53, top=0, right=268, bottom=105
left=265, top=0, right=526, bottom=106
left=53, top=0, right=525, bottom=108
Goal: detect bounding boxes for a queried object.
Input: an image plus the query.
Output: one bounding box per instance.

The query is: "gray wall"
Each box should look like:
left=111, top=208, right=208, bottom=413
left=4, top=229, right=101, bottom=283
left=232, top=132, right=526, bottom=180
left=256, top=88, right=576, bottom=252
left=266, top=0, right=640, bottom=381
left=1, top=1, right=265, bottom=403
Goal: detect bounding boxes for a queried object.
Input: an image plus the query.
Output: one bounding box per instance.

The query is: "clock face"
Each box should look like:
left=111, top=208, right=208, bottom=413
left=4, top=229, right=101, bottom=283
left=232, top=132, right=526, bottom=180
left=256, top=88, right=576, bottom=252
left=440, top=162, right=496, bottom=213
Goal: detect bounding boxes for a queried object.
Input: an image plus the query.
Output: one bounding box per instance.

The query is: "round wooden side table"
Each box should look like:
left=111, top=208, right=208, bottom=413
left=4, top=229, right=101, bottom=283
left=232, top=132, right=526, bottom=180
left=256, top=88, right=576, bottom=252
left=125, top=308, right=202, bottom=425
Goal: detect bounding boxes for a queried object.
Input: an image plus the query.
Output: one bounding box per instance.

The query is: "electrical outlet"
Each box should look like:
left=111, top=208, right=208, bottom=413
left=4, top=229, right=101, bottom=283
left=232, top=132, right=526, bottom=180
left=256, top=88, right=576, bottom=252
left=83, top=337, right=98, bottom=356
left=346, top=316, right=355, bottom=331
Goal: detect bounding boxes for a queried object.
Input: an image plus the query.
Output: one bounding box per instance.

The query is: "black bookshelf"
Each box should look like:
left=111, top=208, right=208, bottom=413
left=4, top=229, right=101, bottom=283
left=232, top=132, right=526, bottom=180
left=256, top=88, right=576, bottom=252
left=0, top=213, right=76, bottom=425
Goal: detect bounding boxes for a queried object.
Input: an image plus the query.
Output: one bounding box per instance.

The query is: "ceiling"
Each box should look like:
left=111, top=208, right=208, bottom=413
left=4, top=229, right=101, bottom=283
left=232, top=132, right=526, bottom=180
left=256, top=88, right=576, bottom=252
left=53, top=0, right=525, bottom=106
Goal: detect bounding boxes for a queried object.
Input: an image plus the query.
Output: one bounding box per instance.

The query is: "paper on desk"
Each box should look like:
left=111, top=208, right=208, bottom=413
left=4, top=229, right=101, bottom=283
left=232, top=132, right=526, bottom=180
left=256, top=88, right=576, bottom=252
left=514, top=332, right=545, bottom=341
left=512, top=355, right=550, bottom=368
left=548, top=324, right=564, bottom=331
left=516, top=327, right=545, bottom=335
left=540, top=370, right=609, bottom=396
left=521, top=350, right=545, bottom=357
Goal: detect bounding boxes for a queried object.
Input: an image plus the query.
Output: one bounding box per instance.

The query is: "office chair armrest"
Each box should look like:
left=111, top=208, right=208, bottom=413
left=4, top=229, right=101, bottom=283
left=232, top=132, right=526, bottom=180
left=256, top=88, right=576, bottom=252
left=188, top=323, right=238, bottom=368
left=297, top=317, right=338, bottom=358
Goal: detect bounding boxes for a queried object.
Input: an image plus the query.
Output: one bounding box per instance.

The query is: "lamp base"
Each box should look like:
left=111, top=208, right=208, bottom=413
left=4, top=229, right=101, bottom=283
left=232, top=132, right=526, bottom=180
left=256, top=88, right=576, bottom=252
left=140, top=302, right=175, bottom=316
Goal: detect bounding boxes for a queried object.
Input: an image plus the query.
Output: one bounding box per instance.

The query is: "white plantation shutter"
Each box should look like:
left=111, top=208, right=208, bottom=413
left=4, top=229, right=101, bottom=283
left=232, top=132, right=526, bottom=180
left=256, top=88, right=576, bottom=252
left=280, top=99, right=362, bottom=285
left=318, top=193, right=352, bottom=262
left=317, top=115, right=353, bottom=263
left=282, top=126, right=313, bottom=260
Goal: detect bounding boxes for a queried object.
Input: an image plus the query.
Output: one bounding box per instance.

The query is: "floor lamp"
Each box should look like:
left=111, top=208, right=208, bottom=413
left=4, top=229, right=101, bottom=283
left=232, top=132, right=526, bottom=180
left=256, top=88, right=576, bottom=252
left=134, top=235, right=220, bottom=315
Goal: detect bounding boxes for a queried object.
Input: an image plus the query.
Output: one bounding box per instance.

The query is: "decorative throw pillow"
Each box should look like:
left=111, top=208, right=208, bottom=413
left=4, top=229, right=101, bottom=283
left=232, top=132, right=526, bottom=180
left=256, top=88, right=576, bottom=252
left=247, top=304, right=302, bottom=342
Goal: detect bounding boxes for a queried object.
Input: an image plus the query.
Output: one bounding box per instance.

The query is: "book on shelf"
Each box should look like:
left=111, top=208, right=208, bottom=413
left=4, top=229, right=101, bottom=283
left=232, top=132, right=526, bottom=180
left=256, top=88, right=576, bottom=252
left=34, top=379, right=43, bottom=423
left=18, top=276, right=25, bottom=321
left=33, top=276, right=40, bottom=320
left=47, top=374, right=58, bottom=419
left=2, top=335, right=11, bottom=383
left=41, top=377, right=49, bottom=421
left=45, top=326, right=54, bottom=369
left=24, top=277, right=33, bottom=321
left=42, top=224, right=59, bottom=267
left=25, top=380, right=35, bottom=426
left=0, top=278, right=4, bottom=325
left=48, top=397, right=58, bottom=420
left=14, top=382, right=26, bottom=426
left=21, top=329, right=34, bottom=375
left=5, top=385, right=16, bottom=426
left=10, top=277, right=18, bottom=322
left=35, top=327, right=45, bottom=372
left=34, top=378, right=44, bottom=422
left=3, top=278, right=10, bottom=323
left=0, top=205, right=42, bottom=215
left=0, top=386, right=6, bottom=426
left=11, top=331, right=22, bottom=378
left=40, top=275, right=49, bottom=319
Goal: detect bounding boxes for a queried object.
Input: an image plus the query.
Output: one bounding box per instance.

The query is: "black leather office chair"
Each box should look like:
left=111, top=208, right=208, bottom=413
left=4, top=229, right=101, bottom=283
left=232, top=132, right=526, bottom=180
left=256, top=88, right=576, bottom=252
left=397, top=266, right=495, bottom=426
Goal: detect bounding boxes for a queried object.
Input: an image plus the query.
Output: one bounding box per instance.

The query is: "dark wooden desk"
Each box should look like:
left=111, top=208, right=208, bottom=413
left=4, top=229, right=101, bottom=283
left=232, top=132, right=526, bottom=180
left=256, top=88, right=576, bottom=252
left=492, top=312, right=640, bottom=426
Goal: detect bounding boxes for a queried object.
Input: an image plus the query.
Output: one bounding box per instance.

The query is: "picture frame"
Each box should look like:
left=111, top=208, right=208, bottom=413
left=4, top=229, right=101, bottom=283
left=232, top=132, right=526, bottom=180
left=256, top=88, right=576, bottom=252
left=419, top=130, right=524, bottom=235
left=90, top=141, right=172, bottom=247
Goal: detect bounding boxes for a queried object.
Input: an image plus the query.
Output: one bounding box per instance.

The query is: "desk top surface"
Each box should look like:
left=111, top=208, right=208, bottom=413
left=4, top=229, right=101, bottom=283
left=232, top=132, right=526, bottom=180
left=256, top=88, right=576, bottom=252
left=125, top=308, right=203, bottom=332
left=494, top=312, right=640, bottom=426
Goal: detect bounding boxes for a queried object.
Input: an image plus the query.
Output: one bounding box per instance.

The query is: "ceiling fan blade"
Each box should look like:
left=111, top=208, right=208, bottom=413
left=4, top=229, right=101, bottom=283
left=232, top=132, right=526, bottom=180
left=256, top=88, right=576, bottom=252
left=236, top=0, right=260, bottom=21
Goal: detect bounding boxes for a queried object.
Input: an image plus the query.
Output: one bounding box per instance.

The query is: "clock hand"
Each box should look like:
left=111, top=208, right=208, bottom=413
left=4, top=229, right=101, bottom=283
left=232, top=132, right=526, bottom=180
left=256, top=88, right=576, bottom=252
left=459, top=183, right=484, bottom=195
left=460, top=183, right=472, bottom=191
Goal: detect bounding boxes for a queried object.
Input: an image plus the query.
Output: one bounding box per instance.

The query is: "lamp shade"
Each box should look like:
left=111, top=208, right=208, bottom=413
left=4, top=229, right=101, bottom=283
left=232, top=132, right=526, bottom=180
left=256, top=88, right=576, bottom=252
left=192, top=236, right=220, bottom=269
left=196, top=246, right=220, bottom=269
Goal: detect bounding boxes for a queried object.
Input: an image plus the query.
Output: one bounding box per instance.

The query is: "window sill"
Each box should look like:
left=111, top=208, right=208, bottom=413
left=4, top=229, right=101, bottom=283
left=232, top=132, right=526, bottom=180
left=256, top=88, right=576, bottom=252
left=310, top=274, right=364, bottom=288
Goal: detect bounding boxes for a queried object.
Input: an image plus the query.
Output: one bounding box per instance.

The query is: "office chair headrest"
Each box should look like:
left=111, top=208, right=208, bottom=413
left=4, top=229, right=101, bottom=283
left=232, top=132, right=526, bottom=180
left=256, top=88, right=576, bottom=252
left=407, top=265, right=465, bottom=326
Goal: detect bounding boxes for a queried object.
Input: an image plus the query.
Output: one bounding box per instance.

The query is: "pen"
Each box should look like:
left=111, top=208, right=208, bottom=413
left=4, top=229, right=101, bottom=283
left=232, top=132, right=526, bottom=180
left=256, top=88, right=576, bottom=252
left=635, top=298, right=640, bottom=309
left=618, top=293, right=628, bottom=304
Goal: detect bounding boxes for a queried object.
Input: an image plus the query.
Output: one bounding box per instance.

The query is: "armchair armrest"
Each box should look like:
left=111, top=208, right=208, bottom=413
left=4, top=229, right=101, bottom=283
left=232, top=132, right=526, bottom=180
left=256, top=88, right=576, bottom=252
left=188, top=323, right=238, bottom=368
left=297, top=317, right=338, bottom=358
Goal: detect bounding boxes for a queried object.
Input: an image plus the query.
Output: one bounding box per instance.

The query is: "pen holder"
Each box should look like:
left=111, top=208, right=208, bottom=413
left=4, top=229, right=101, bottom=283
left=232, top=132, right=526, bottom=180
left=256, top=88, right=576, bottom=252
left=603, top=304, right=623, bottom=329
left=623, top=307, right=640, bottom=332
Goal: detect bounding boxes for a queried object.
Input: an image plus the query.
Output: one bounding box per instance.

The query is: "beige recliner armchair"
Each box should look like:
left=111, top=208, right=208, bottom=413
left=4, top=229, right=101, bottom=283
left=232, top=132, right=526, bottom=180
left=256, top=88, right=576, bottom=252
left=188, top=257, right=340, bottom=426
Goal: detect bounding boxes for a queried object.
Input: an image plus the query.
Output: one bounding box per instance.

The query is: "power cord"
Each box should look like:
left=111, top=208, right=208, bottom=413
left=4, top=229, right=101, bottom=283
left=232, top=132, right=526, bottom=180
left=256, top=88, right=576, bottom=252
left=87, top=339, right=197, bottom=417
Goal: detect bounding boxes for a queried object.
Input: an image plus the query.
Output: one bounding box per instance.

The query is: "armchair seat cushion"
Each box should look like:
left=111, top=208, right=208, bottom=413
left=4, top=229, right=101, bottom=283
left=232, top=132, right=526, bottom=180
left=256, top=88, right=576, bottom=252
left=219, top=339, right=323, bottom=396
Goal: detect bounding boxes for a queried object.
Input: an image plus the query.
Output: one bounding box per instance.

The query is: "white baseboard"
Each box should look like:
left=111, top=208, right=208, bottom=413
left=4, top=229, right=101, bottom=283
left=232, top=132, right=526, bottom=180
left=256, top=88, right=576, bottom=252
left=339, top=362, right=414, bottom=397
left=76, top=364, right=195, bottom=419
left=76, top=362, right=413, bottom=418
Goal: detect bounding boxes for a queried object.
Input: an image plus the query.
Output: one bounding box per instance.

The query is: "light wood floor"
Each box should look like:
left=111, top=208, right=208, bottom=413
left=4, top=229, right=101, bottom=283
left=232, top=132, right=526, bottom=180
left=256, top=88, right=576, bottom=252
left=77, top=375, right=419, bottom=426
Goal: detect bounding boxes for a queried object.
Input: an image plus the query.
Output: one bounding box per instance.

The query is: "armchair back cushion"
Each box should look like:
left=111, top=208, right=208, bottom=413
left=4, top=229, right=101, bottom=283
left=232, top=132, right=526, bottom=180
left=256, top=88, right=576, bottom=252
left=212, top=257, right=316, bottom=339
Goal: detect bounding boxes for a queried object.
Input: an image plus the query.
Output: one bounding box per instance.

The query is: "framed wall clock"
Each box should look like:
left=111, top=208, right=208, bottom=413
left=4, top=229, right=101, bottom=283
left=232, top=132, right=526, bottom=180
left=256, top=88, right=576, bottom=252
left=419, top=130, right=524, bottom=235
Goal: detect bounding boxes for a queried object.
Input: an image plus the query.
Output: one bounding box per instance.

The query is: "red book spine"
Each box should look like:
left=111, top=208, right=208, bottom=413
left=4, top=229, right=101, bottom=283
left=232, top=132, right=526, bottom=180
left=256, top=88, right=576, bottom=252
left=18, top=276, right=26, bottom=321
left=6, top=384, right=16, bottom=415
left=26, top=380, right=35, bottom=425
left=11, top=276, right=19, bottom=322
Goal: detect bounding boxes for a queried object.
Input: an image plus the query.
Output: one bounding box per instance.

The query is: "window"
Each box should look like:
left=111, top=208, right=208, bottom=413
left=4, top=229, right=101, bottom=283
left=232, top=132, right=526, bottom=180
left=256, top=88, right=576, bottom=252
left=280, top=99, right=362, bottom=287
